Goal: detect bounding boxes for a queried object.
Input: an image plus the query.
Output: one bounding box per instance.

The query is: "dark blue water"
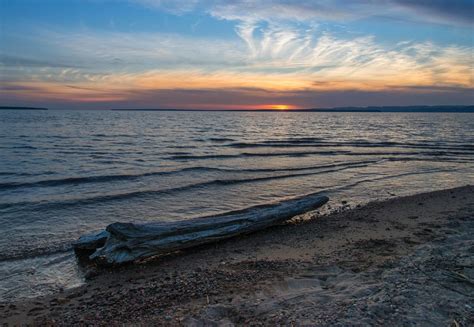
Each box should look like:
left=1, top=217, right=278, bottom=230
left=1, top=110, right=473, bottom=301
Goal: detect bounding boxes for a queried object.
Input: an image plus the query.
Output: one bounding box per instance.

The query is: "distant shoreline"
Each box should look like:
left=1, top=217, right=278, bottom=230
left=1, top=105, right=473, bottom=112
left=0, top=106, right=48, bottom=111
left=111, top=105, right=474, bottom=113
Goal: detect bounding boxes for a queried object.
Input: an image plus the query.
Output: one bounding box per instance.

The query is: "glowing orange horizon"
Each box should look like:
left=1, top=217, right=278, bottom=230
left=171, top=104, right=300, bottom=110
left=194, top=104, right=298, bottom=110
left=256, top=104, right=295, bottom=110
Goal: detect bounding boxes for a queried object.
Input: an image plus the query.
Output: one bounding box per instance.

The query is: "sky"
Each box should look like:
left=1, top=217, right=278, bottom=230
left=0, top=0, right=473, bottom=110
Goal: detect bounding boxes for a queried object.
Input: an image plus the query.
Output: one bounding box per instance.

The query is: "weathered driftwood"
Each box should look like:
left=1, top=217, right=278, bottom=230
left=73, top=230, right=110, bottom=251
left=73, top=193, right=328, bottom=265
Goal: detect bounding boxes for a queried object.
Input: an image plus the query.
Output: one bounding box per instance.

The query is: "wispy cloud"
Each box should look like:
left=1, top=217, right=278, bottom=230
left=209, top=1, right=378, bottom=23
left=6, top=25, right=471, bottom=88
left=0, top=55, right=80, bottom=69
left=43, top=30, right=247, bottom=70
left=213, top=22, right=471, bottom=89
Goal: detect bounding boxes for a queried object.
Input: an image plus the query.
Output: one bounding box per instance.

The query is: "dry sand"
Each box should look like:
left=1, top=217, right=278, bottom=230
left=1, top=185, right=473, bottom=326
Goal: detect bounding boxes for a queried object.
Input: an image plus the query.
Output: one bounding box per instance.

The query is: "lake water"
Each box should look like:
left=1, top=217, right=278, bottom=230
left=0, top=110, right=473, bottom=301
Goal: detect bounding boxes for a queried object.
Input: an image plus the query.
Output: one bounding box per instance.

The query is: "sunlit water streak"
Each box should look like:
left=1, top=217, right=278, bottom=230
left=0, top=110, right=473, bottom=301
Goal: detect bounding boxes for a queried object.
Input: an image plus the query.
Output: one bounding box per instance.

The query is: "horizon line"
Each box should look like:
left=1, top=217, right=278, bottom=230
left=111, top=105, right=474, bottom=113
left=1, top=105, right=474, bottom=113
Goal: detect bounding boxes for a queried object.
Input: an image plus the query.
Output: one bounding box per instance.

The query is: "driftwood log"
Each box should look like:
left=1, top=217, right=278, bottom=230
left=73, top=193, right=328, bottom=265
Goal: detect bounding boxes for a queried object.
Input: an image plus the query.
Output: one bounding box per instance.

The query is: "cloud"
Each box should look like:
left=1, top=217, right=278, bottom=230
left=227, top=22, right=473, bottom=89
left=9, top=3, right=467, bottom=89
left=132, top=0, right=474, bottom=26
left=40, top=30, right=247, bottom=71
left=209, top=1, right=379, bottom=23
left=3, top=26, right=472, bottom=94
left=118, top=85, right=474, bottom=109
left=0, top=55, right=80, bottom=69
left=3, top=81, right=473, bottom=109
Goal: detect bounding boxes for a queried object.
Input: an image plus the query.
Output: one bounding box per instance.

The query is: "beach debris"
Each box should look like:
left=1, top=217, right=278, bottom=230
left=73, top=230, right=110, bottom=251
left=73, top=193, right=328, bottom=265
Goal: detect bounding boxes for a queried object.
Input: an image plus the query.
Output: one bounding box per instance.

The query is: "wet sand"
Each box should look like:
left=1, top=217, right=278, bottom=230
left=1, top=185, right=473, bottom=326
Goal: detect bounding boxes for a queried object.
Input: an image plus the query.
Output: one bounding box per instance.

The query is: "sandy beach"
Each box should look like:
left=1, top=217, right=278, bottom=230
left=1, top=185, right=473, bottom=326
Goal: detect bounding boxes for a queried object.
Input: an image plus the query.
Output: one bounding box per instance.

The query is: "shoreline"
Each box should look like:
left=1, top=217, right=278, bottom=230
left=1, top=185, right=473, bottom=325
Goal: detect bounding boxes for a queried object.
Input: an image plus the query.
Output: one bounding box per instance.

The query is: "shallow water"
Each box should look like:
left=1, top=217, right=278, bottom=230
left=0, top=110, right=473, bottom=301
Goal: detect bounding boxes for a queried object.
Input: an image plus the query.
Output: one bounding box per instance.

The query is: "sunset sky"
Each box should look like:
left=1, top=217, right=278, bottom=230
left=0, top=0, right=473, bottom=109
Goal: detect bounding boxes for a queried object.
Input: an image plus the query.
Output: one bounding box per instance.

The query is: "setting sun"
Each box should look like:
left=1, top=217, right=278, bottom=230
left=272, top=104, right=290, bottom=110
left=252, top=104, right=295, bottom=110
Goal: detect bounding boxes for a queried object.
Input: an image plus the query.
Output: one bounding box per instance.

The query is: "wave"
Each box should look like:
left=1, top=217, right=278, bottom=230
left=0, top=160, right=385, bottom=191
left=169, top=149, right=474, bottom=161
left=208, top=137, right=235, bottom=142
left=0, top=245, right=73, bottom=263
left=0, top=172, right=27, bottom=176
left=0, top=145, right=38, bottom=150
left=0, top=171, right=55, bottom=177
left=326, top=167, right=461, bottom=193
left=1, top=156, right=471, bottom=193
left=170, top=150, right=351, bottom=160
left=194, top=137, right=236, bottom=143
left=0, top=167, right=223, bottom=191
left=226, top=140, right=474, bottom=151
left=0, top=161, right=377, bottom=212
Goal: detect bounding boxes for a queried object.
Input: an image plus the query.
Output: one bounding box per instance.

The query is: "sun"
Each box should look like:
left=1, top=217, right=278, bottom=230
left=254, top=104, right=295, bottom=110
left=271, top=104, right=291, bottom=110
